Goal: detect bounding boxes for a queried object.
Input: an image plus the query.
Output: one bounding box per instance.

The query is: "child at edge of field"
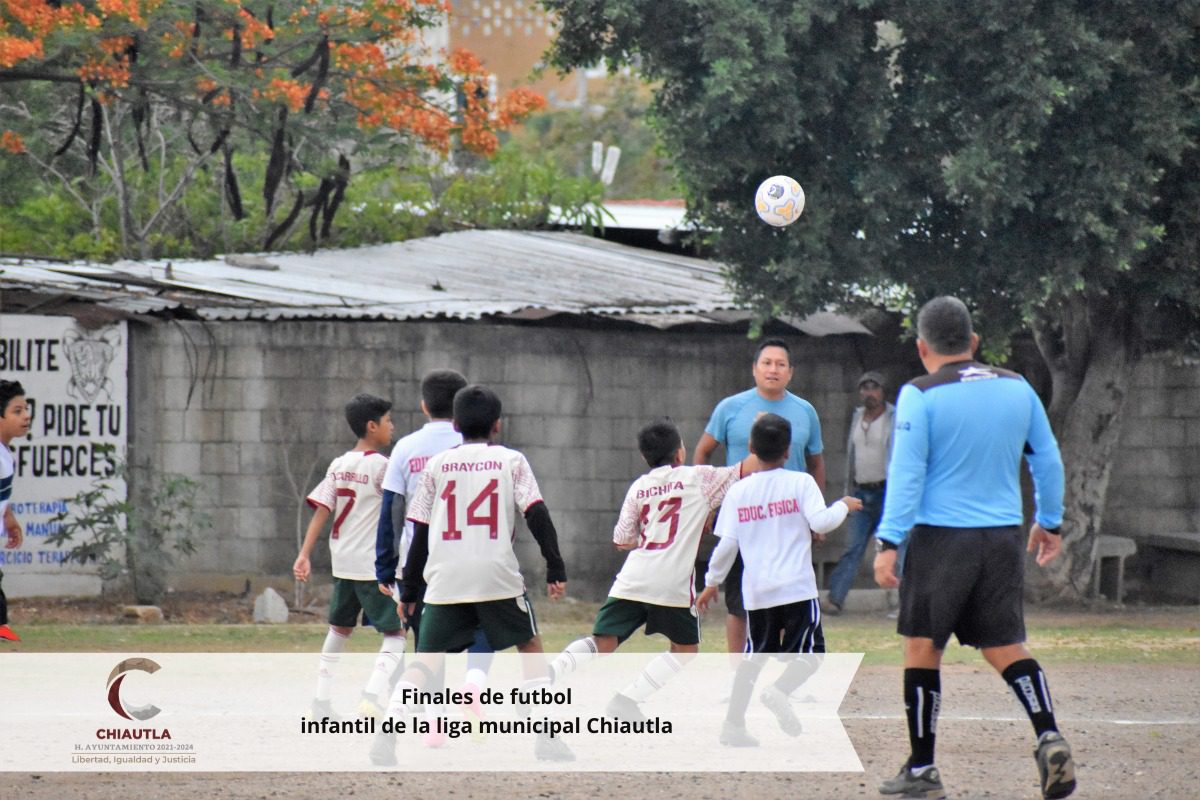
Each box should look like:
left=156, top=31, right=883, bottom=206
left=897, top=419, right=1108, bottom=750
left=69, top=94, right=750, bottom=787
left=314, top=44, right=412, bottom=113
left=697, top=412, right=863, bottom=746
left=0, top=379, right=34, bottom=642
left=293, top=393, right=401, bottom=722
left=548, top=416, right=759, bottom=719
left=369, top=384, right=572, bottom=766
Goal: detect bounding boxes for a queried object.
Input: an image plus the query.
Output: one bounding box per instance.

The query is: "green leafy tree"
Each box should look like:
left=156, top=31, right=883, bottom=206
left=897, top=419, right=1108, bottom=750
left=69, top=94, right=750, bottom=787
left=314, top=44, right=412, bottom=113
left=1, top=1, right=546, bottom=258
left=509, top=75, right=681, bottom=200
left=0, top=141, right=607, bottom=259
left=545, top=0, right=1200, bottom=599
left=47, top=451, right=211, bottom=606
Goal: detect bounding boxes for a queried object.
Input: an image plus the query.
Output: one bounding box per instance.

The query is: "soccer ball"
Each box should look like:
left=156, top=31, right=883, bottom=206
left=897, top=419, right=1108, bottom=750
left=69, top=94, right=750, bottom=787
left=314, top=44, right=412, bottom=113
left=754, top=175, right=805, bottom=227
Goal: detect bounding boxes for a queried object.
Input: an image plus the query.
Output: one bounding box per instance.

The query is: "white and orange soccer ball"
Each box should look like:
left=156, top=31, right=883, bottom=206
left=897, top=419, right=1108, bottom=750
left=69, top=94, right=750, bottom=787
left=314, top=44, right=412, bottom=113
left=754, top=175, right=805, bottom=227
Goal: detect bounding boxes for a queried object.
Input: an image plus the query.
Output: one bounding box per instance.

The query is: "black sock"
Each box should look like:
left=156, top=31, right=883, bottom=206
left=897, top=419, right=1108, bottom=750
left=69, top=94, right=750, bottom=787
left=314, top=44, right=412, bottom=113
left=904, top=668, right=941, bottom=769
left=725, top=657, right=766, bottom=726
left=1002, top=658, right=1058, bottom=737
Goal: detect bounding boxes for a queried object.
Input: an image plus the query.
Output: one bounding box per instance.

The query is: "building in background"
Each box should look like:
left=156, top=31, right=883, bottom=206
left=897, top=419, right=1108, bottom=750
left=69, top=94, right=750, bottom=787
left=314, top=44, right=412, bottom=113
left=447, top=0, right=611, bottom=108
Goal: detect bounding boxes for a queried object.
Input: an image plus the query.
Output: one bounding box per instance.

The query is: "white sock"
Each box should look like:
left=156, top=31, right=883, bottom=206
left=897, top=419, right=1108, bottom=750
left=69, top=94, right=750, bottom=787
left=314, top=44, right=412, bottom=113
left=387, top=679, right=420, bottom=722
left=550, top=636, right=598, bottom=684
left=620, top=652, right=683, bottom=702
left=517, top=676, right=551, bottom=718
left=364, top=635, right=406, bottom=698
left=464, top=667, right=488, bottom=692
left=315, top=628, right=349, bottom=701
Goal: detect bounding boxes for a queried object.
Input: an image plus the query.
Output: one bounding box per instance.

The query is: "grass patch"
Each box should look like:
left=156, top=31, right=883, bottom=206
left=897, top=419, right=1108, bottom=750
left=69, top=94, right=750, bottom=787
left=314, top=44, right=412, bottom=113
left=8, top=601, right=1198, bottom=665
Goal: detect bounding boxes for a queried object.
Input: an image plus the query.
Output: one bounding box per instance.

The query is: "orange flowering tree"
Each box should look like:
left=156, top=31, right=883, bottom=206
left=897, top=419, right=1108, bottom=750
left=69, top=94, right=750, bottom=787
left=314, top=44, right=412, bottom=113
left=0, top=0, right=544, bottom=256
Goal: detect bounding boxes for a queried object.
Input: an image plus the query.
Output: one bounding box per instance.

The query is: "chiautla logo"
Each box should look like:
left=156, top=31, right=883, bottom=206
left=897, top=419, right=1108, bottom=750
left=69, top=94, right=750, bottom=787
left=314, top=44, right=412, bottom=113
left=106, top=658, right=162, bottom=721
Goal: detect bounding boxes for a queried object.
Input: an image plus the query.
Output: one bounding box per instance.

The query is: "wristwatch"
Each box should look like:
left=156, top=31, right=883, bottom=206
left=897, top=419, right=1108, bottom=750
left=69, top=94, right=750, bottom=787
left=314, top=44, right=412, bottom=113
left=875, top=538, right=898, bottom=554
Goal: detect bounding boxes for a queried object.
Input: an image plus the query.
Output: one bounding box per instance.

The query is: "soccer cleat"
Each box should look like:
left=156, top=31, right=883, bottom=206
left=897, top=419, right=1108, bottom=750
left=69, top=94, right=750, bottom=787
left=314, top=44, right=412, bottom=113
left=358, top=692, right=385, bottom=719
left=459, top=683, right=488, bottom=743
left=534, top=731, right=575, bottom=762
left=311, top=698, right=341, bottom=722
left=606, top=692, right=646, bottom=724
left=368, top=731, right=397, bottom=767
left=0, top=624, right=19, bottom=642
left=878, top=763, right=946, bottom=798
left=1035, top=731, right=1077, bottom=799
left=760, top=685, right=803, bottom=736
left=718, top=720, right=759, bottom=748
left=423, top=726, right=448, bottom=749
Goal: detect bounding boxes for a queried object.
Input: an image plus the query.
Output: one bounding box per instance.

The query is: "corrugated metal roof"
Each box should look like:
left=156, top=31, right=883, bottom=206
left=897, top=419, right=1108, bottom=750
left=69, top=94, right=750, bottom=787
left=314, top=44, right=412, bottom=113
left=1, top=230, right=870, bottom=335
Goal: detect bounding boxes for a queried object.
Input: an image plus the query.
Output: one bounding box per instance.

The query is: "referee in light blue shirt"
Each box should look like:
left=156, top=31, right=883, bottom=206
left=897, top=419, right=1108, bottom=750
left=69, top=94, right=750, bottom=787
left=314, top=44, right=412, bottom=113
left=872, top=297, right=1075, bottom=800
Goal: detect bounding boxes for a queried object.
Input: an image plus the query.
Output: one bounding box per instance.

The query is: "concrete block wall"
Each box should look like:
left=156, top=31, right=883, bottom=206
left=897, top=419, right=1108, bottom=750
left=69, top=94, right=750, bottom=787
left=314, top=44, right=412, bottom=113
left=132, top=318, right=899, bottom=600
left=1102, top=353, right=1200, bottom=544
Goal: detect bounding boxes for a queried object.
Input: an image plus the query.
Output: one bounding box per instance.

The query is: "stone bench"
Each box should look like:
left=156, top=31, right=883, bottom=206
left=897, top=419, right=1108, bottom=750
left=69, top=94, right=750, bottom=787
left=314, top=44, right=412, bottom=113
left=1124, top=531, right=1200, bottom=602
left=1092, top=535, right=1137, bottom=603
left=1128, top=531, right=1200, bottom=554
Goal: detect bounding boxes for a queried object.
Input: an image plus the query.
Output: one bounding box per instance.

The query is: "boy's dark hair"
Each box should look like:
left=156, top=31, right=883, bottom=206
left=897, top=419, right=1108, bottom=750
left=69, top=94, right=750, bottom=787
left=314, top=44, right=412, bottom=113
left=345, top=393, right=392, bottom=438
left=453, top=384, right=502, bottom=440
left=421, top=369, right=468, bottom=419
left=750, top=413, right=792, bottom=463
left=637, top=418, right=682, bottom=468
left=754, top=337, right=792, bottom=364
left=917, top=296, right=974, bottom=355
left=0, top=380, right=25, bottom=415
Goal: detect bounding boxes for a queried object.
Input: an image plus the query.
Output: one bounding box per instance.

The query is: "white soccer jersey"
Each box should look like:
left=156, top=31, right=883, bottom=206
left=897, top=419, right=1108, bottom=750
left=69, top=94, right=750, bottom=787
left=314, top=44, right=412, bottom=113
left=0, top=441, right=14, bottom=518
left=407, top=443, right=543, bottom=604
left=609, top=464, right=740, bottom=607
left=382, top=421, right=462, bottom=563
left=708, top=469, right=849, bottom=610
left=307, top=450, right=388, bottom=581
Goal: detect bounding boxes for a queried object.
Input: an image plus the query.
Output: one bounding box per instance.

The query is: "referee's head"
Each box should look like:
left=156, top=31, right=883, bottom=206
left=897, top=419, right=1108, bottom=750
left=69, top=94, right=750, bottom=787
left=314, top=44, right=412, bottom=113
left=917, top=296, right=975, bottom=356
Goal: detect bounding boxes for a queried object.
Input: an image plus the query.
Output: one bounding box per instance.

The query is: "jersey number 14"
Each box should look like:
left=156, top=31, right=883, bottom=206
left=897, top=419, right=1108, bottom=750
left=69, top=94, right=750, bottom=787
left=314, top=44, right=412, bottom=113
left=440, top=479, right=499, bottom=540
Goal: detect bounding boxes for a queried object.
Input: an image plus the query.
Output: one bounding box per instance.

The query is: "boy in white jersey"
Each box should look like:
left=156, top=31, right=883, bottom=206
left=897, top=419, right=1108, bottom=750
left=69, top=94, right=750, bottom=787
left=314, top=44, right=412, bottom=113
left=294, top=393, right=401, bottom=721
left=374, top=369, right=493, bottom=739
left=370, top=385, right=571, bottom=765
left=0, top=380, right=33, bottom=642
left=376, top=370, right=467, bottom=596
left=549, top=418, right=756, bottom=720
left=698, top=413, right=862, bottom=746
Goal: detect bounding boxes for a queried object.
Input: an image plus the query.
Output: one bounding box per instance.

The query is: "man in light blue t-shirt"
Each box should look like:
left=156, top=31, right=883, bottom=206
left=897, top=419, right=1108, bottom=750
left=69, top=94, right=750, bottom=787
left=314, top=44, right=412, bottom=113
left=695, top=338, right=825, bottom=653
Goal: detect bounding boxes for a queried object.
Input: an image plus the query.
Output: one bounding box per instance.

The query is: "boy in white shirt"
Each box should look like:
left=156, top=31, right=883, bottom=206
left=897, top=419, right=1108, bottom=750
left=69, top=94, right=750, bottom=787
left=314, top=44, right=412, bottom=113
left=294, top=393, right=399, bottom=721
left=375, top=369, right=493, bottom=741
left=549, top=418, right=757, bottom=720
left=370, top=385, right=571, bottom=765
left=376, top=370, right=467, bottom=599
left=0, top=379, right=33, bottom=643
left=698, top=413, right=862, bottom=746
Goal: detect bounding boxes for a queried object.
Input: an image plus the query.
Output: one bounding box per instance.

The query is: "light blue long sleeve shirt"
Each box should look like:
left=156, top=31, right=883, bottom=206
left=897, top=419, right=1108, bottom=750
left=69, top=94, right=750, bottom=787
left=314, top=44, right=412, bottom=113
left=875, top=361, right=1064, bottom=545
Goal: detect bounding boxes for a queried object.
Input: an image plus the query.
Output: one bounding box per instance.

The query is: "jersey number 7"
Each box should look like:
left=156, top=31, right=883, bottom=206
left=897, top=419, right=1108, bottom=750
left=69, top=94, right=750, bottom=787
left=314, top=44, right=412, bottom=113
left=638, top=496, right=682, bottom=550
left=440, top=479, right=499, bottom=540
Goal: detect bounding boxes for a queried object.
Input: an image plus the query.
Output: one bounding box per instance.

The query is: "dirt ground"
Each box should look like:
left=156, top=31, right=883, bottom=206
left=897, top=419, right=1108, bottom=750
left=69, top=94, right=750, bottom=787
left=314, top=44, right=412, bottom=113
left=12, top=590, right=264, bottom=625
left=5, top=596, right=1199, bottom=799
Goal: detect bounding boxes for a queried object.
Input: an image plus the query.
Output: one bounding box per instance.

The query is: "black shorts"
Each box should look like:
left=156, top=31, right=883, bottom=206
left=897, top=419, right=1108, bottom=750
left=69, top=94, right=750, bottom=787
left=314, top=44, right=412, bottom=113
left=898, top=524, right=1026, bottom=650
left=746, top=598, right=826, bottom=654
left=724, top=553, right=746, bottom=617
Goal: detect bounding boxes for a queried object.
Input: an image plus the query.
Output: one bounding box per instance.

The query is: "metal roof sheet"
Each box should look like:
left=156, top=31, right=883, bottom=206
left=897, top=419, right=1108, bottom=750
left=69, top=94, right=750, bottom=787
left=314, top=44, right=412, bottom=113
left=2, top=231, right=870, bottom=335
